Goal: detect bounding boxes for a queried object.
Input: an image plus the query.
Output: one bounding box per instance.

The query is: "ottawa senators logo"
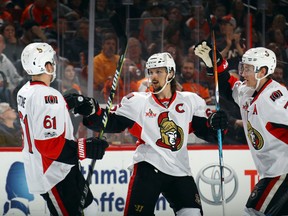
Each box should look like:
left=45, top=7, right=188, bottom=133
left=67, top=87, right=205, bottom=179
left=247, top=121, right=264, bottom=150
left=156, top=112, right=184, bottom=151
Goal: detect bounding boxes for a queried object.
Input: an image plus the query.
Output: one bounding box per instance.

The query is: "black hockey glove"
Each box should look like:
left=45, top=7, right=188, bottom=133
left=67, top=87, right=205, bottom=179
left=194, top=40, right=228, bottom=76
left=208, top=110, right=228, bottom=130
left=64, top=93, right=85, bottom=110
left=77, top=137, right=109, bottom=160
left=74, top=97, right=99, bottom=116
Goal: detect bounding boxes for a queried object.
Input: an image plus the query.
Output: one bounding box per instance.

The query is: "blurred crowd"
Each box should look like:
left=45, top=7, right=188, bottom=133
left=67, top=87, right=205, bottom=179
left=0, top=0, right=287, bottom=147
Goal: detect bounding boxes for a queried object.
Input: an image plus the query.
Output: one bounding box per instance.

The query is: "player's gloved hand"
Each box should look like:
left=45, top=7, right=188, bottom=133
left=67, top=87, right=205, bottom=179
left=77, top=137, right=109, bottom=160
left=208, top=110, right=228, bottom=130
left=64, top=93, right=85, bottom=110
left=74, top=97, right=99, bottom=116
left=194, top=40, right=228, bottom=76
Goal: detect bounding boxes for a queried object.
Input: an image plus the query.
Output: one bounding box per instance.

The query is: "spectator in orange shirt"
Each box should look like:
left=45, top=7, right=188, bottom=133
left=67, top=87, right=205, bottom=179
left=20, top=0, right=53, bottom=29
left=93, top=32, right=119, bottom=102
left=177, top=57, right=212, bottom=104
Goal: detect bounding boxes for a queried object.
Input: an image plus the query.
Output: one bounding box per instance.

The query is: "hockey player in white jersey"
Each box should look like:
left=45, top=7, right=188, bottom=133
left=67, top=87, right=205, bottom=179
left=17, top=42, right=109, bottom=215
left=66, top=52, right=228, bottom=216
left=195, top=41, right=288, bottom=216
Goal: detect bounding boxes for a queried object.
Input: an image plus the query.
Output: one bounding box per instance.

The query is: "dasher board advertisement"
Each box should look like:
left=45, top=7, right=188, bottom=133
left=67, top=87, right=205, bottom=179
left=0, top=146, right=257, bottom=216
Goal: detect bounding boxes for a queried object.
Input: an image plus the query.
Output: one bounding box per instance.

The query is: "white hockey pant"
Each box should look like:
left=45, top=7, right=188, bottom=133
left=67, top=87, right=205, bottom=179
left=176, top=208, right=201, bottom=216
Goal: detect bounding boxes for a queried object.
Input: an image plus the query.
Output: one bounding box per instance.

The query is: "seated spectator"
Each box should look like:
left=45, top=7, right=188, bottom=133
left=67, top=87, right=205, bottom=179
left=47, top=38, right=69, bottom=80
left=177, top=57, right=212, bottom=104
left=0, top=102, right=22, bottom=147
left=0, top=1, right=13, bottom=24
left=1, top=22, right=22, bottom=64
left=213, top=15, right=245, bottom=72
left=61, top=63, right=81, bottom=94
left=93, top=32, right=119, bottom=102
left=266, top=42, right=288, bottom=81
left=0, top=70, right=13, bottom=107
left=61, top=63, right=82, bottom=137
left=271, top=64, right=287, bottom=87
left=20, top=0, right=53, bottom=29
left=46, top=0, right=79, bottom=21
left=126, top=37, right=146, bottom=78
left=102, top=58, right=140, bottom=103
left=67, top=0, right=88, bottom=18
left=139, top=1, right=168, bottom=56
left=165, top=4, right=192, bottom=52
left=65, top=17, right=101, bottom=66
left=0, top=34, right=22, bottom=94
left=163, top=22, right=186, bottom=57
left=19, top=19, right=47, bottom=48
left=94, top=0, right=114, bottom=32
left=186, top=4, right=216, bottom=41
left=164, top=43, right=183, bottom=75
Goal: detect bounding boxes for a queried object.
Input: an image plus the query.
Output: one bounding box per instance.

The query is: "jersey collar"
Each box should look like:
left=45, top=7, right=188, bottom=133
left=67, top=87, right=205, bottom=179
left=152, top=92, right=177, bottom=108
left=30, top=81, right=47, bottom=86
left=251, top=78, right=272, bottom=103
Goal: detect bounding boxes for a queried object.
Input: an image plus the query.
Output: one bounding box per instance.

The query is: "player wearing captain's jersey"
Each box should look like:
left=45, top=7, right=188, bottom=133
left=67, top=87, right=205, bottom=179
left=17, top=42, right=108, bottom=215
left=65, top=52, right=228, bottom=216
left=195, top=41, right=288, bottom=216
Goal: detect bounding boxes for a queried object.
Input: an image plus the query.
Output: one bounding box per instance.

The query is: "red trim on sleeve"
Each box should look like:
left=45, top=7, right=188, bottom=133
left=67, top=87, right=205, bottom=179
left=218, top=59, right=228, bottom=73
left=34, top=131, right=66, bottom=173
left=228, top=75, right=239, bottom=89
left=266, top=122, right=288, bottom=144
left=128, top=123, right=142, bottom=138
left=189, top=122, right=194, bottom=133
left=35, top=131, right=66, bottom=159
left=96, top=106, right=102, bottom=116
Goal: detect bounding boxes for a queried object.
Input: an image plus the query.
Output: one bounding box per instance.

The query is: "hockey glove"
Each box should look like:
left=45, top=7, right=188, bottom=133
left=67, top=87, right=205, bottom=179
left=194, top=40, right=228, bottom=76
left=64, top=93, right=85, bottom=110
left=77, top=137, right=109, bottom=160
left=208, top=110, right=228, bottom=130
left=74, top=97, right=99, bottom=116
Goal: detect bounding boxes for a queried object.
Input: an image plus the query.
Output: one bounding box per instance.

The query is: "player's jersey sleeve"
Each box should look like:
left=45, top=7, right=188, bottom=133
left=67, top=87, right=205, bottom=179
left=262, top=84, right=288, bottom=126
left=83, top=92, right=143, bottom=135
left=218, top=70, right=239, bottom=102
left=181, top=92, right=216, bottom=141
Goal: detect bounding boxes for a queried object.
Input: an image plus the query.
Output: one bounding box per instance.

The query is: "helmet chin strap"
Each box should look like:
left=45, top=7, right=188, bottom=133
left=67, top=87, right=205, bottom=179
left=45, top=69, right=56, bottom=82
left=253, top=71, right=269, bottom=90
left=150, top=72, right=173, bottom=95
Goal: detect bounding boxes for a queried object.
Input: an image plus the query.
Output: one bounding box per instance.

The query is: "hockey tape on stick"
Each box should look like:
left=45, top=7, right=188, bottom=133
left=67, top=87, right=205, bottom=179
left=77, top=11, right=128, bottom=215
left=206, top=3, right=226, bottom=216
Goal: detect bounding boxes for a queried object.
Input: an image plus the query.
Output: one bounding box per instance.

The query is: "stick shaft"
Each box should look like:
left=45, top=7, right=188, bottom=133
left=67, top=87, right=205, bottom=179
left=211, top=29, right=226, bottom=216
left=77, top=21, right=127, bottom=213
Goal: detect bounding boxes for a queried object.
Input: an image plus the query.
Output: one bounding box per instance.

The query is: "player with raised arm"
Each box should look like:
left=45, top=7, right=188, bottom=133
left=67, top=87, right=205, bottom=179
left=17, top=42, right=109, bottom=215
left=66, top=52, right=228, bottom=216
left=195, top=41, right=288, bottom=215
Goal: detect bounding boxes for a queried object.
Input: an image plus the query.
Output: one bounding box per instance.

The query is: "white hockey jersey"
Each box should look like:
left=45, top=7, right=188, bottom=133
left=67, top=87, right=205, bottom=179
left=112, top=91, right=208, bottom=176
left=17, top=81, right=75, bottom=194
left=232, top=79, right=288, bottom=179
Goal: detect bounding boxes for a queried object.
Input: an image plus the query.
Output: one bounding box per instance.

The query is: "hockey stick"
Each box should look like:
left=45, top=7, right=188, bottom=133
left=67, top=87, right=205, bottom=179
left=77, top=12, right=127, bottom=215
left=205, top=4, right=226, bottom=215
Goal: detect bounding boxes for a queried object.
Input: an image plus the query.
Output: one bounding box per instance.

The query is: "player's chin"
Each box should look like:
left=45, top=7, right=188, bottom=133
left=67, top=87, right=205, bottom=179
left=152, top=86, right=161, bottom=92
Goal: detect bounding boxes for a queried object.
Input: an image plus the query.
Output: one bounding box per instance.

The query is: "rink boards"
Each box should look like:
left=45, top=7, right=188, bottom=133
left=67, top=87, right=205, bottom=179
left=0, top=145, right=256, bottom=216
